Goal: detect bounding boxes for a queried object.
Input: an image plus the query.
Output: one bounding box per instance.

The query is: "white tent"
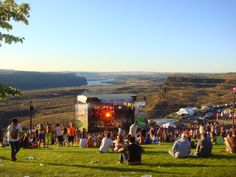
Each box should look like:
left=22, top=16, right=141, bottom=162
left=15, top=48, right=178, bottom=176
left=162, top=122, right=175, bottom=128
left=201, top=106, right=213, bottom=111
left=176, top=107, right=199, bottom=116
left=148, top=118, right=176, bottom=127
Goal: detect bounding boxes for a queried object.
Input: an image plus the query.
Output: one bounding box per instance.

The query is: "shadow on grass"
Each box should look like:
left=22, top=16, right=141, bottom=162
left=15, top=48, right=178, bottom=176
left=210, top=154, right=236, bottom=160
left=0, top=156, right=9, bottom=160
left=143, top=162, right=233, bottom=168
left=143, top=151, right=167, bottom=155
left=143, top=162, right=207, bottom=168
left=22, top=161, right=183, bottom=175
left=51, top=150, right=96, bottom=154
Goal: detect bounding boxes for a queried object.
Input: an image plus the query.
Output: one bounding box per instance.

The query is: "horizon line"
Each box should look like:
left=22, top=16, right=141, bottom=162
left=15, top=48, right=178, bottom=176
left=0, top=68, right=235, bottom=74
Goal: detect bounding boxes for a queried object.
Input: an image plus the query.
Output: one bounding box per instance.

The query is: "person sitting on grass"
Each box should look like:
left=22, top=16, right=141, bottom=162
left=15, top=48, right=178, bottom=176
left=119, top=136, right=142, bottom=165
left=216, top=132, right=224, bottom=145
left=152, top=134, right=159, bottom=144
left=168, top=133, right=191, bottom=158
left=137, top=134, right=145, bottom=145
left=87, top=135, right=94, bottom=148
left=114, top=134, right=124, bottom=152
left=195, top=133, right=212, bottom=158
left=21, top=133, right=31, bottom=148
left=99, top=132, right=114, bottom=153
left=224, top=129, right=236, bottom=153
left=21, top=133, right=38, bottom=149
left=144, top=134, right=152, bottom=144
left=29, top=132, right=38, bottom=149
left=80, top=129, right=88, bottom=148
left=210, top=132, right=216, bottom=144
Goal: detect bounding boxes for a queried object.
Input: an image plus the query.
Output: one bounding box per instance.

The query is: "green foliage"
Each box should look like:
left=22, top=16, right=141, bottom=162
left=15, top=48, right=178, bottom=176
left=0, top=0, right=30, bottom=46
left=0, top=83, right=23, bottom=100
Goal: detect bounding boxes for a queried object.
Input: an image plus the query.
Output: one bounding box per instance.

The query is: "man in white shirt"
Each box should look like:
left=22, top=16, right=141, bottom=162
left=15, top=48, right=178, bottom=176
left=129, top=121, right=138, bottom=139
left=99, top=132, right=114, bottom=153
left=168, top=133, right=191, bottom=158
left=7, top=119, right=22, bottom=161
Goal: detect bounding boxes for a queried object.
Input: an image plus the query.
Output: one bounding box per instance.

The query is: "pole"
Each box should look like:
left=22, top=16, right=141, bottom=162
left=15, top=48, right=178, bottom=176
left=29, top=100, right=34, bottom=133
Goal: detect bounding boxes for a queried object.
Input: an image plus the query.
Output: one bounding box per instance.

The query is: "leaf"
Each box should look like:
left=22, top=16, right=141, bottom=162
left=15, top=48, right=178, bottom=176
left=0, top=84, right=23, bottom=100
left=0, top=0, right=30, bottom=46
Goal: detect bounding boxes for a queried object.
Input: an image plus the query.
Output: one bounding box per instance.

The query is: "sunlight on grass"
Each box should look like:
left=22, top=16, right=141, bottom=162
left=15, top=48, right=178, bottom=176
left=0, top=144, right=236, bottom=177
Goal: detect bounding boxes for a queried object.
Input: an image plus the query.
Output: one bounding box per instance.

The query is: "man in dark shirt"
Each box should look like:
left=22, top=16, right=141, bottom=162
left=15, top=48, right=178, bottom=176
left=119, top=136, right=142, bottom=165
left=196, top=133, right=212, bottom=158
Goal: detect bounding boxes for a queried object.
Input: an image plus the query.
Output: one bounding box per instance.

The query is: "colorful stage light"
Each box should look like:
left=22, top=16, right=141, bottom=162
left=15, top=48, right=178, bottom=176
left=105, top=112, right=112, bottom=118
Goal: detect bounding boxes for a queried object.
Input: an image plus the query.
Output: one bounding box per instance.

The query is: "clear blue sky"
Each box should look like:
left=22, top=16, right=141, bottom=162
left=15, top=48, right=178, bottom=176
left=0, top=0, right=236, bottom=72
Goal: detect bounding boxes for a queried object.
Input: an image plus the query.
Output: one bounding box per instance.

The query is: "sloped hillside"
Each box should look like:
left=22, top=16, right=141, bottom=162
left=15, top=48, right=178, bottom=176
left=146, top=73, right=236, bottom=118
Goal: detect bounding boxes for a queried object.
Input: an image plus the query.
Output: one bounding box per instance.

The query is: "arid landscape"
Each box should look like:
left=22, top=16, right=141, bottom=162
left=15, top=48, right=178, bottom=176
left=0, top=72, right=235, bottom=129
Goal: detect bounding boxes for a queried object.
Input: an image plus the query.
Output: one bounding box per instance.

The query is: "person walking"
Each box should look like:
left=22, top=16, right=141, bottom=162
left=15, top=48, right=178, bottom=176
left=7, top=119, right=22, bottom=161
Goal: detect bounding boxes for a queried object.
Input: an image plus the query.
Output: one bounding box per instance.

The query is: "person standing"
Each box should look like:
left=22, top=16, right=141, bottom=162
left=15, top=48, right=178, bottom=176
left=45, top=122, right=52, bottom=148
left=38, top=123, right=46, bottom=148
left=129, top=121, right=138, bottom=140
left=62, top=125, right=69, bottom=146
left=7, top=119, right=22, bottom=161
left=68, top=122, right=76, bottom=147
left=56, top=123, right=63, bottom=147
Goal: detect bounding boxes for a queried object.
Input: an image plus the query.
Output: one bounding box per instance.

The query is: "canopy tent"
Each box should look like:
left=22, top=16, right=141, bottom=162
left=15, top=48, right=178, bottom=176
left=176, top=107, right=199, bottom=116
left=201, top=106, right=213, bottom=111
left=162, top=122, right=176, bottom=128
left=148, top=118, right=176, bottom=127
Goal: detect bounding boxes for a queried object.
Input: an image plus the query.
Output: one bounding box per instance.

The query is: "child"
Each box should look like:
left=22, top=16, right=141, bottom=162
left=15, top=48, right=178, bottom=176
left=87, top=135, right=94, bottom=148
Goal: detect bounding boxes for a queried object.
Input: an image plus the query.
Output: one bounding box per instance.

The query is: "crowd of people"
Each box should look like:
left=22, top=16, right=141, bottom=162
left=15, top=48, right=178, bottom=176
left=1, top=118, right=235, bottom=164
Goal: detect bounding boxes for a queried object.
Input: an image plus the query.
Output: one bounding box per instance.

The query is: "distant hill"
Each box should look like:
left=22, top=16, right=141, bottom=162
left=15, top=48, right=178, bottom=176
left=0, top=70, right=87, bottom=90
left=0, top=71, right=235, bottom=128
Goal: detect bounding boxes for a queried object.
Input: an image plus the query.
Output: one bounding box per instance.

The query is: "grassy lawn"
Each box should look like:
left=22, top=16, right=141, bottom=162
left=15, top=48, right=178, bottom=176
left=0, top=143, right=236, bottom=177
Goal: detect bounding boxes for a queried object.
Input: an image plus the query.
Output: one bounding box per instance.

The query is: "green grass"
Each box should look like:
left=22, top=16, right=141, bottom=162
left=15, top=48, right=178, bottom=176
left=0, top=143, right=236, bottom=177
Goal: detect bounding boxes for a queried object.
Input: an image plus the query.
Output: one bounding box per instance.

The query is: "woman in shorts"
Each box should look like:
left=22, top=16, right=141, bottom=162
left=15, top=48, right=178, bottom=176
left=38, top=124, right=45, bottom=148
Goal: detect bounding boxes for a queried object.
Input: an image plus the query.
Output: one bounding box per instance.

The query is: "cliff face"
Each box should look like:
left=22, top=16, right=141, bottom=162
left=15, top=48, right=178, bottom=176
left=166, top=76, right=225, bottom=87
left=147, top=74, right=236, bottom=118
left=0, top=71, right=87, bottom=90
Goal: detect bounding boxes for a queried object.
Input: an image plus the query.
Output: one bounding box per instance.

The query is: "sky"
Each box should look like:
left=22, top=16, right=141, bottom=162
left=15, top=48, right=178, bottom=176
left=0, top=0, right=236, bottom=72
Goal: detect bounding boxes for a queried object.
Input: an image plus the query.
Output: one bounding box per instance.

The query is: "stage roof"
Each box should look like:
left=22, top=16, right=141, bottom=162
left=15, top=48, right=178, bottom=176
left=77, top=94, right=136, bottom=104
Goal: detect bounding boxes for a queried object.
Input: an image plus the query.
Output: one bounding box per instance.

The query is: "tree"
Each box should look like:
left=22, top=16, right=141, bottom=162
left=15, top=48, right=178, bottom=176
left=0, top=0, right=30, bottom=46
left=0, top=84, right=22, bottom=100
left=0, top=0, right=30, bottom=99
